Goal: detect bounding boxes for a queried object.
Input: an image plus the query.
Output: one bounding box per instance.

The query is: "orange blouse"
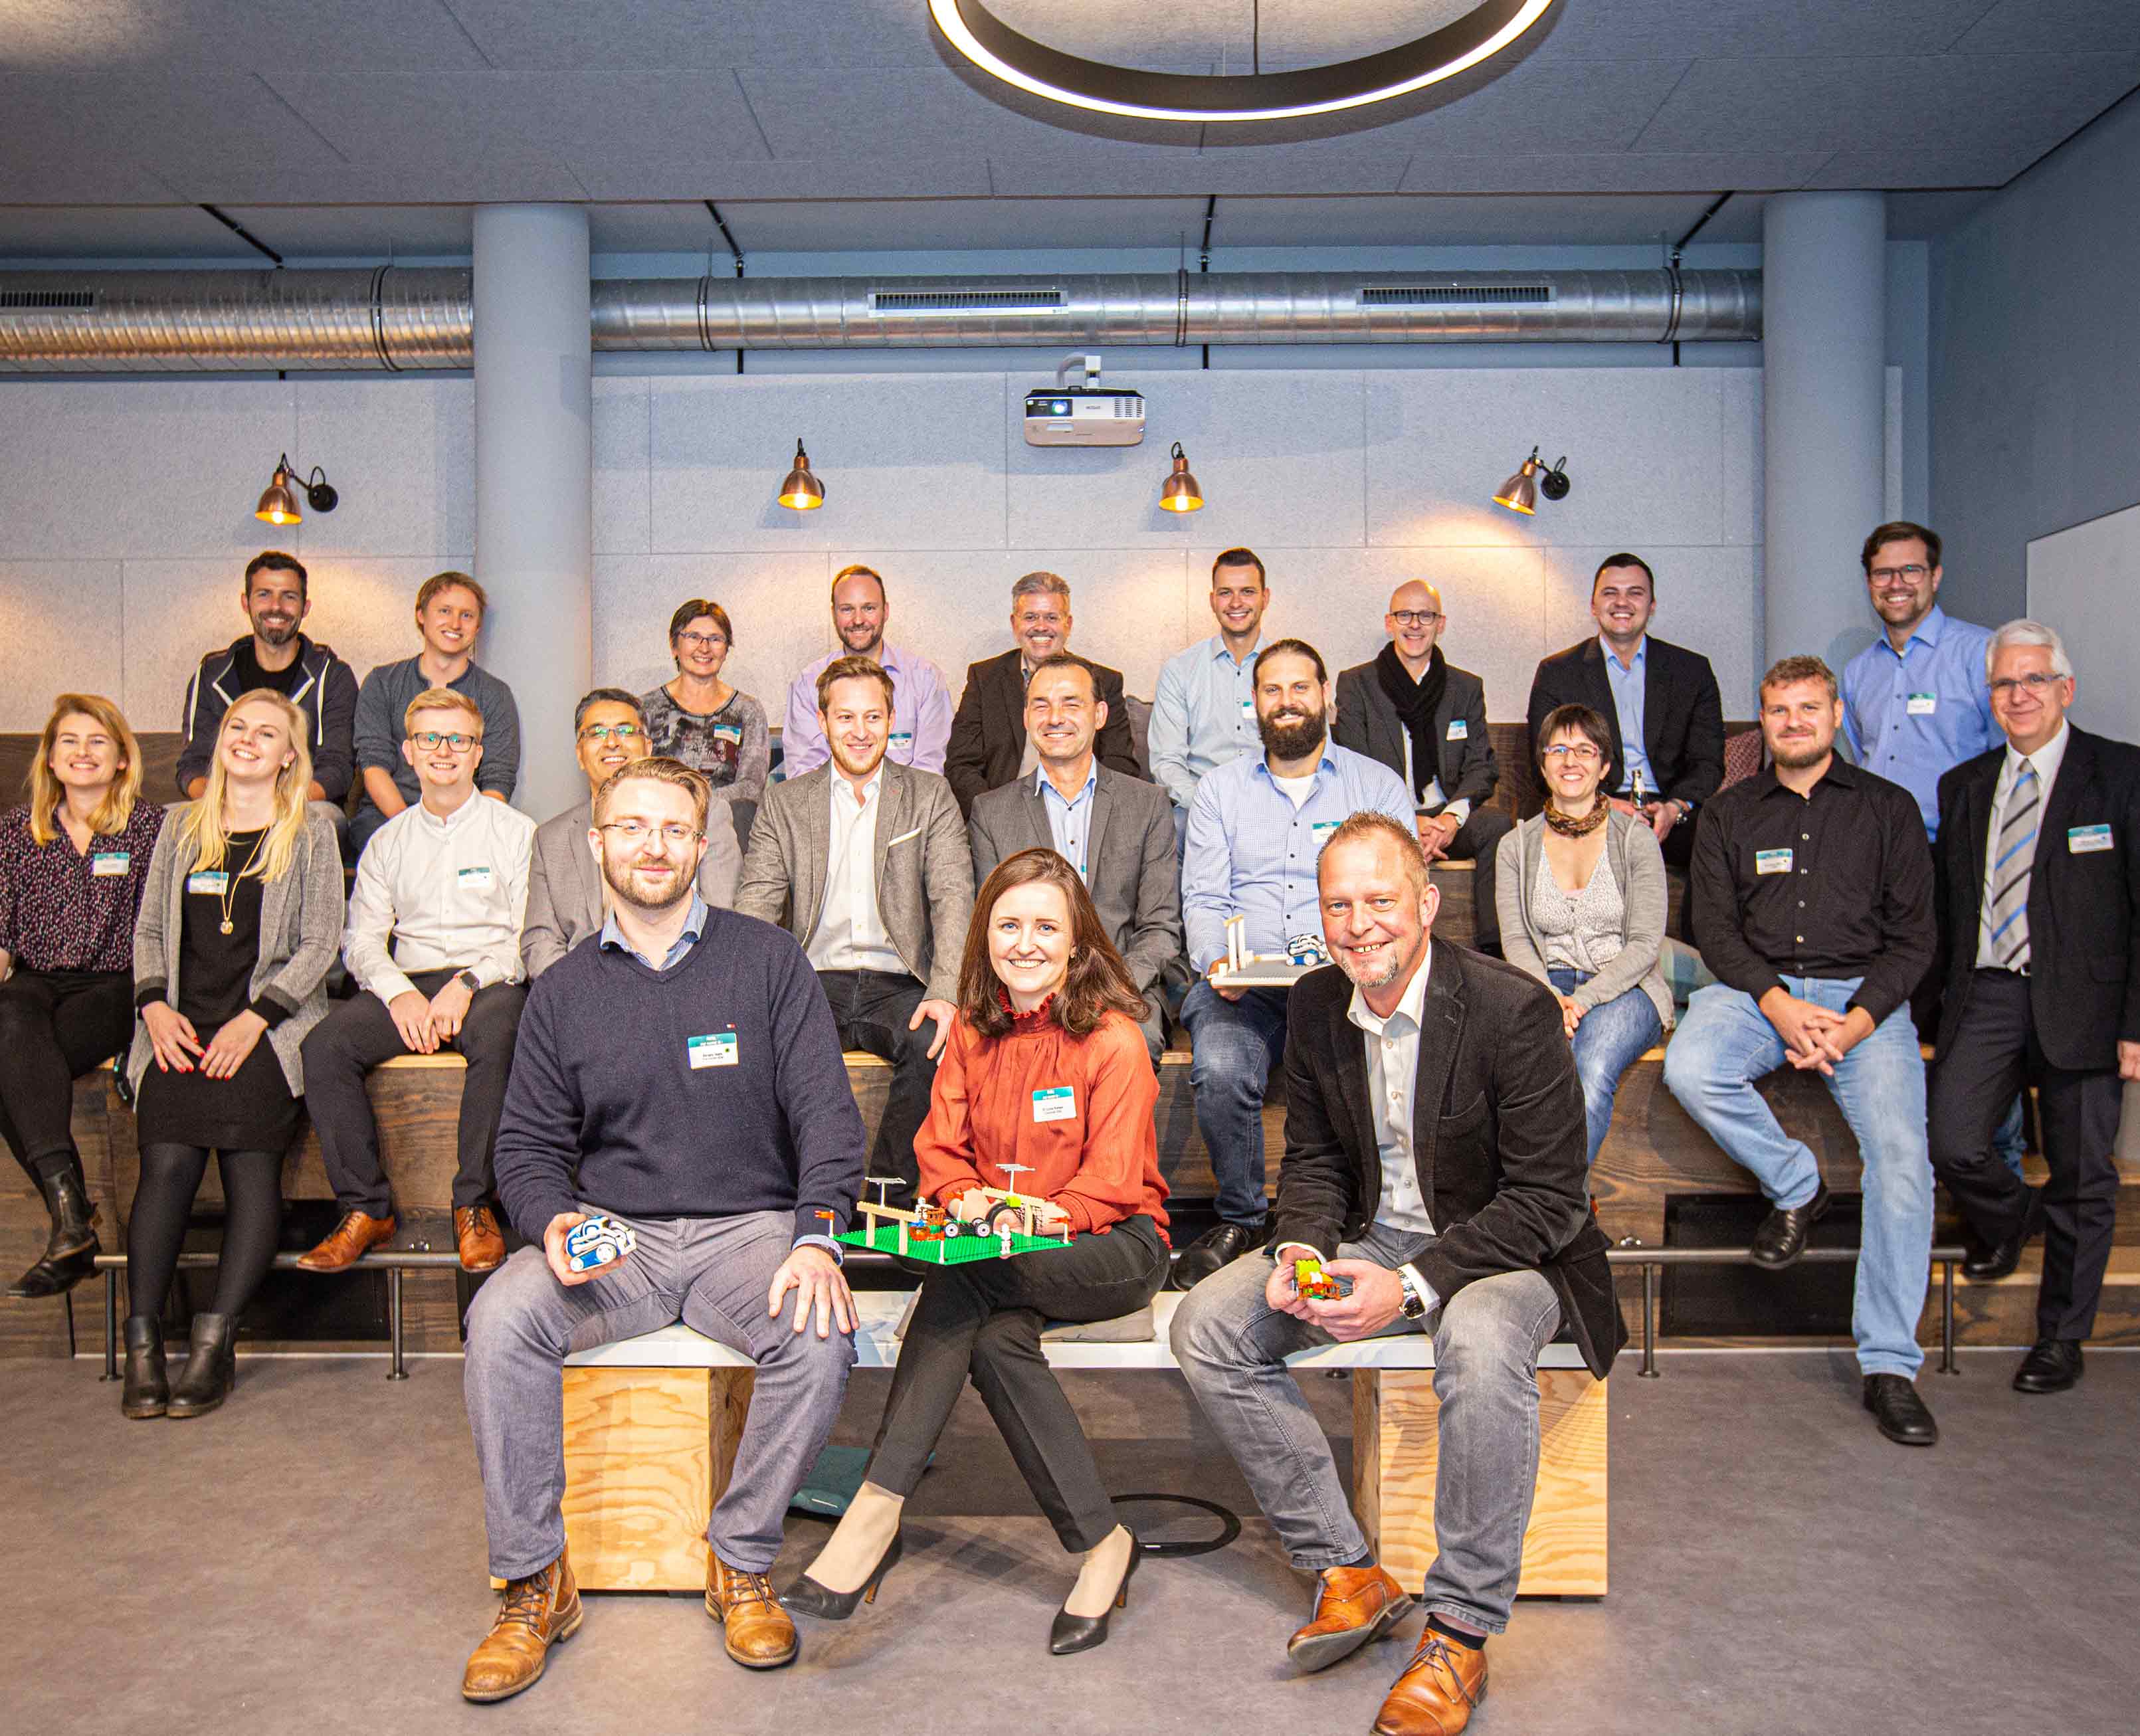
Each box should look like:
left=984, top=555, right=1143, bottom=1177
left=915, top=1007, right=1169, bottom=1243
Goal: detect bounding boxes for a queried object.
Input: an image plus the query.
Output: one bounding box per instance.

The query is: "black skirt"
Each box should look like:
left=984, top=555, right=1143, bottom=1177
left=134, top=1026, right=300, bottom=1153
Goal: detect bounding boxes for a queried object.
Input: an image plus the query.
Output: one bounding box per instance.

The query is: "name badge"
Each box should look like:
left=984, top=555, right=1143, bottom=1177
left=1032, top=1086, right=1076, bottom=1123
left=688, top=1031, right=739, bottom=1070
left=1239, top=697, right=1256, bottom=720
left=888, top=730, right=914, bottom=755
left=1310, top=819, right=1341, bottom=842
left=2068, top=824, right=2113, bottom=854
left=90, top=851, right=130, bottom=878
left=712, top=723, right=743, bottom=744
left=1446, top=719, right=1468, bottom=741
left=1905, top=692, right=1937, bottom=716
left=457, top=866, right=495, bottom=890
left=185, top=870, right=229, bottom=896
left=1755, top=848, right=1793, bottom=875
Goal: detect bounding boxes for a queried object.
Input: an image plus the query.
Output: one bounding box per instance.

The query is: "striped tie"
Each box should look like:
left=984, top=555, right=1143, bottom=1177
left=1989, top=758, right=2038, bottom=971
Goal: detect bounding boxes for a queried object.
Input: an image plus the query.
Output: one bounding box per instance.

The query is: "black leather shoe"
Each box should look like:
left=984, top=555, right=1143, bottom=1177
left=785, top=1531, right=904, bottom=1620
left=1862, top=1374, right=1938, bottom=1446
left=2012, top=1338, right=2083, bottom=1394
left=121, top=1317, right=168, bottom=1420
left=1169, top=1220, right=1268, bottom=1291
left=1050, top=1532, right=1140, bottom=1656
left=1749, top=1182, right=1830, bottom=1270
left=7, top=1166, right=102, bottom=1299
left=167, top=1313, right=237, bottom=1418
left=1963, top=1187, right=2044, bottom=1282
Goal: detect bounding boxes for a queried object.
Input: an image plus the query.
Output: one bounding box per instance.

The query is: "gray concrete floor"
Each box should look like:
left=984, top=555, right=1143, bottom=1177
left=3, top=1349, right=2134, bottom=1736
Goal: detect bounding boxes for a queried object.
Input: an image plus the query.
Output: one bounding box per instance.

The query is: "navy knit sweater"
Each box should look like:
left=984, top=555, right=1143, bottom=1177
left=492, top=906, right=866, bottom=1246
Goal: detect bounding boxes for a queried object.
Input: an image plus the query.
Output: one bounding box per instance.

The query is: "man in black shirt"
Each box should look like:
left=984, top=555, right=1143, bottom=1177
left=1664, top=655, right=1941, bottom=1447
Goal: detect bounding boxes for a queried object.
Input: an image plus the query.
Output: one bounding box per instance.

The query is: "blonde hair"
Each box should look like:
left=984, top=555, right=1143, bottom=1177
left=403, top=686, right=484, bottom=737
left=28, top=693, right=143, bottom=846
left=175, top=689, right=316, bottom=884
left=415, top=570, right=486, bottom=616
left=593, top=755, right=711, bottom=830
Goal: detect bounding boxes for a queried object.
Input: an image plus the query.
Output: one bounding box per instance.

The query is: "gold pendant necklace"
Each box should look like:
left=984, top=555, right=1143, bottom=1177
left=218, top=830, right=267, bottom=935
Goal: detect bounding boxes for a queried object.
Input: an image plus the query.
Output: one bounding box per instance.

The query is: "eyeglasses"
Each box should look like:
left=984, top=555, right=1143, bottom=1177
left=1542, top=743, right=1602, bottom=763
left=1389, top=610, right=1443, bottom=628
left=1868, top=564, right=1931, bottom=583
left=599, top=820, right=704, bottom=846
left=412, top=731, right=480, bottom=751
left=1989, top=672, right=2066, bottom=699
left=578, top=722, right=644, bottom=743
left=675, top=632, right=727, bottom=650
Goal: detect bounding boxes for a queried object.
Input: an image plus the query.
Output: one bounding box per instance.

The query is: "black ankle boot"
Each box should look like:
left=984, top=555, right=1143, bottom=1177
left=167, top=1313, right=237, bottom=1418
left=122, top=1317, right=169, bottom=1420
left=7, top=1166, right=103, bottom=1299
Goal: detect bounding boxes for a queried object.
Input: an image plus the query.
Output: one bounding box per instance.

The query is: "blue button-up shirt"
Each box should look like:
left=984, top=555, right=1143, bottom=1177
left=1148, top=632, right=1268, bottom=813
left=1840, top=606, right=1997, bottom=838
left=1182, top=744, right=1414, bottom=972
left=1036, top=763, right=1098, bottom=880
left=599, top=890, right=710, bottom=971
left=1601, top=636, right=1656, bottom=798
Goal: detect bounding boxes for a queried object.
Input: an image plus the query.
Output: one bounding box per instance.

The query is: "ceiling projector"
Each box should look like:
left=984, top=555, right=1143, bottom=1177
left=1024, top=353, right=1145, bottom=446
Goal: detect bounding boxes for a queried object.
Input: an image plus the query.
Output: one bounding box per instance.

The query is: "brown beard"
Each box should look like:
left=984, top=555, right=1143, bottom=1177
left=1259, top=708, right=1327, bottom=761
left=601, top=852, right=692, bottom=915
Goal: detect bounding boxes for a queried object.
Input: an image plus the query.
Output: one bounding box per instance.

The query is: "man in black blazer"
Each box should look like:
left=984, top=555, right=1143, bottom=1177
left=1929, top=620, right=2140, bottom=1395
left=1526, top=553, right=1724, bottom=868
left=1172, top=811, right=1621, bottom=1736
left=1335, top=579, right=1512, bottom=952
left=943, top=571, right=1141, bottom=817
left=969, top=654, right=1183, bottom=1060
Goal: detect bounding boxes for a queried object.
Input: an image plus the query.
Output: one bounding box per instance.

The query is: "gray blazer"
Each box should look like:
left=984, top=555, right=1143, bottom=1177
left=735, top=761, right=973, bottom=1004
left=126, top=802, right=345, bottom=1096
left=522, top=795, right=743, bottom=979
left=1494, top=806, right=1674, bottom=1032
left=968, top=765, right=1182, bottom=997
left=1334, top=658, right=1500, bottom=813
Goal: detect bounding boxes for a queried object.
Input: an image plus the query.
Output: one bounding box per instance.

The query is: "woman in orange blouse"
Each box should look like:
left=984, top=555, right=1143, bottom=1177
left=790, top=847, right=1169, bottom=1654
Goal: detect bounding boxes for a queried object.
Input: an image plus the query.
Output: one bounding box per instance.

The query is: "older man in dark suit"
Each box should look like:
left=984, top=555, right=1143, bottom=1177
left=969, top=652, right=1183, bottom=1060
left=943, top=571, right=1142, bottom=818
left=1172, top=811, right=1622, bottom=1736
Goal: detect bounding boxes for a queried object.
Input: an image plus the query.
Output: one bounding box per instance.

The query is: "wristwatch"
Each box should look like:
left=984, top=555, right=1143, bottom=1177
left=1397, top=1266, right=1430, bottom=1321
left=456, top=968, right=482, bottom=993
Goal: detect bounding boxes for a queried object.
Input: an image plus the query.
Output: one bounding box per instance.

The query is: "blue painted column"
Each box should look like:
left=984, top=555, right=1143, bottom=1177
left=1762, top=191, right=1886, bottom=674
left=473, top=203, right=592, bottom=820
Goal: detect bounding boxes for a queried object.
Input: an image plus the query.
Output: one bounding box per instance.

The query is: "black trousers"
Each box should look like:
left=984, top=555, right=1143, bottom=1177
left=1928, top=968, right=2123, bottom=1340
left=869, top=1214, right=1169, bottom=1553
left=1432, top=807, right=1513, bottom=952
left=818, top=969, right=937, bottom=1203
left=298, top=969, right=526, bottom=1215
left=0, top=968, right=134, bottom=1182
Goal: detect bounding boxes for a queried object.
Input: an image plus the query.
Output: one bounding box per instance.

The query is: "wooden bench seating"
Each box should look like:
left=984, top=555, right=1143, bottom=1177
left=556, top=1290, right=1606, bottom=1596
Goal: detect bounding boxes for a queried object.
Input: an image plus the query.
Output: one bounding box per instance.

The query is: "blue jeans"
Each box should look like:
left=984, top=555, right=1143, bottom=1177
left=1662, top=976, right=1933, bottom=1378
left=1179, top=981, right=1289, bottom=1226
left=1547, top=968, right=1664, bottom=1169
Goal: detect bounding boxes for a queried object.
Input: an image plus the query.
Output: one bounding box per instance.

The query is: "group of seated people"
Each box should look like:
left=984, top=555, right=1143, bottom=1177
left=0, top=524, right=2134, bottom=1733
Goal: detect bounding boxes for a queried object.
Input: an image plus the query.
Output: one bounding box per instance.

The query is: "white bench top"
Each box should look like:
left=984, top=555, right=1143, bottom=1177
left=563, top=1288, right=1588, bottom=1373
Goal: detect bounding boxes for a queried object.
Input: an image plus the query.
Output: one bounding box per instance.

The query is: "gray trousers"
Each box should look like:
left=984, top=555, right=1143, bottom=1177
left=464, top=1209, right=855, bottom=1581
left=1169, top=1221, right=1561, bottom=1634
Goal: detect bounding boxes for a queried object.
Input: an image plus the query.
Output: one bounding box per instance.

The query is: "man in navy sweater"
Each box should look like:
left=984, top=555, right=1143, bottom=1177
left=460, top=757, right=866, bottom=1703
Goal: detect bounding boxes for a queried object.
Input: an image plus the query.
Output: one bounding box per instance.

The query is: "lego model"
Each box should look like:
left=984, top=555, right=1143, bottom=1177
left=836, top=1172, right=1072, bottom=1266
left=1292, top=1254, right=1353, bottom=1302
left=563, top=1216, right=636, bottom=1274
left=1208, top=914, right=1331, bottom=988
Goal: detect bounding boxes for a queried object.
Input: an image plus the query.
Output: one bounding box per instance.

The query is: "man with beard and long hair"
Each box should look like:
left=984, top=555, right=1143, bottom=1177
left=460, top=755, right=866, bottom=1703
left=1664, top=655, right=1941, bottom=1447
left=1173, top=639, right=1412, bottom=1289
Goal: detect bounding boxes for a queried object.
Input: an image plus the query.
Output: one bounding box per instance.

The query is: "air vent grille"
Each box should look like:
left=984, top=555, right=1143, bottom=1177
left=869, top=287, right=1066, bottom=312
left=1360, top=284, right=1552, bottom=306
left=0, top=289, right=97, bottom=310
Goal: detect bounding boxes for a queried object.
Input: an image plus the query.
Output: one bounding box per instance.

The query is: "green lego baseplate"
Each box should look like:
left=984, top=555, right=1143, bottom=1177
left=836, top=1219, right=1072, bottom=1264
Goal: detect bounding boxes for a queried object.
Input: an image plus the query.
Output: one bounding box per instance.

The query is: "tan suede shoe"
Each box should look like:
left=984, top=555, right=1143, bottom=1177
left=462, top=1553, right=582, bottom=1703
left=294, top=1209, right=396, bottom=1273
left=1373, top=1632, right=1488, bottom=1736
left=1287, top=1563, right=1414, bottom=1672
left=706, top=1551, right=799, bottom=1669
left=454, top=1205, right=506, bottom=1273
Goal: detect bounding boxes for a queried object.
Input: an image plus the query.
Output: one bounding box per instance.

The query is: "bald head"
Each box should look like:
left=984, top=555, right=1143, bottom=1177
left=1385, top=581, right=1446, bottom=670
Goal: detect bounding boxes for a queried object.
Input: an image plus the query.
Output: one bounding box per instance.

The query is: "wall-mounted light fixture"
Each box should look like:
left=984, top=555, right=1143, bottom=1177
left=1493, top=446, right=1570, bottom=516
left=1159, top=442, right=1204, bottom=514
left=777, top=438, right=825, bottom=511
left=254, top=454, right=338, bottom=526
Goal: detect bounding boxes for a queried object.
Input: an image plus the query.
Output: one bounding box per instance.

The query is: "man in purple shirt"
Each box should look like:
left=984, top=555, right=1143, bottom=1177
left=781, top=566, right=952, bottom=778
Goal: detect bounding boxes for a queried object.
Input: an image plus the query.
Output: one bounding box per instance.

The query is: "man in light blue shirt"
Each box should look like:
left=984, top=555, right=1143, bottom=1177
left=1172, top=638, right=1413, bottom=1290
left=781, top=566, right=953, bottom=778
left=1601, top=636, right=1658, bottom=799
left=1149, top=548, right=1272, bottom=844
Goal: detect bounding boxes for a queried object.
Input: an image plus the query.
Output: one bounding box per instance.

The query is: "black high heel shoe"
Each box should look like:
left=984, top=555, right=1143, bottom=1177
left=785, top=1530, right=904, bottom=1620
left=1049, top=1530, right=1141, bottom=1656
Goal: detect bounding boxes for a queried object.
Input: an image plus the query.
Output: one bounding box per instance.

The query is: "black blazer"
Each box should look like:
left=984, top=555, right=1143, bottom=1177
left=1933, top=725, right=2140, bottom=1073
left=1333, top=659, right=1500, bottom=812
left=1273, top=944, right=1625, bottom=1379
left=1527, top=635, right=1724, bottom=810
left=945, top=648, right=1142, bottom=819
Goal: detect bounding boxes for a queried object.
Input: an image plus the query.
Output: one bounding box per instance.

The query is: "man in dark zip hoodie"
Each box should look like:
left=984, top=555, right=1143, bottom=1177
left=175, top=550, right=358, bottom=807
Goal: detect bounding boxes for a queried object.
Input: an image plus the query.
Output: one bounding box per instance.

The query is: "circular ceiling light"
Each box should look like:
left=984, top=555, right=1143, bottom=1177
left=929, top=0, right=1557, bottom=125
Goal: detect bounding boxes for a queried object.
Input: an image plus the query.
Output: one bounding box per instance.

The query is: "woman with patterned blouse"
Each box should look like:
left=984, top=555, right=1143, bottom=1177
left=0, top=693, right=164, bottom=1299
left=637, top=598, right=770, bottom=830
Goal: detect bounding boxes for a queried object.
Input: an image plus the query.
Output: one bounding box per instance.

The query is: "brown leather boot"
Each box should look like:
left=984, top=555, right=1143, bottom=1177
left=1372, top=1631, right=1488, bottom=1736
left=706, top=1551, right=799, bottom=1668
left=1287, top=1563, right=1414, bottom=1672
left=462, top=1553, right=582, bottom=1703
left=294, top=1208, right=396, bottom=1272
left=454, top=1205, right=506, bottom=1273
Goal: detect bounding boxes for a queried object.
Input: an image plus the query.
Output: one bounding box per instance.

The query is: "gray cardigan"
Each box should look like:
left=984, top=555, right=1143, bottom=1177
left=1494, top=806, right=1674, bottom=1032
left=126, top=802, right=347, bottom=1098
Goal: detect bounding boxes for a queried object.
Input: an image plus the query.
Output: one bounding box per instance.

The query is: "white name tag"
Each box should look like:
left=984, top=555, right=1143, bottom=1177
left=1310, top=819, right=1341, bottom=842
left=888, top=731, right=914, bottom=755
left=688, top=1031, right=739, bottom=1069
left=1032, top=1086, right=1076, bottom=1123
left=457, top=866, right=495, bottom=890
left=185, top=871, right=229, bottom=896
left=1905, top=692, right=1937, bottom=716
left=712, top=723, right=743, bottom=744
left=1755, top=848, right=1793, bottom=875
left=2068, top=824, right=2113, bottom=854
left=90, top=851, right=130, bottom=878
left=1446, top=719, right=1468, bottom=740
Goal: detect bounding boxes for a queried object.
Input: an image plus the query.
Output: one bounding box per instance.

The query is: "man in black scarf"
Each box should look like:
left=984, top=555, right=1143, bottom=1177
left=1334, top=582, right=1513, bottom=953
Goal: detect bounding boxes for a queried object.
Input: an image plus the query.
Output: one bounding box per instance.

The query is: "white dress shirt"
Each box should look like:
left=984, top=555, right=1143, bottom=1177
left=1976, top=720, right=2070, bottom=969
left=345, top=787, right=537, bottom=1003
left=806, top=769, right=908, bottom=977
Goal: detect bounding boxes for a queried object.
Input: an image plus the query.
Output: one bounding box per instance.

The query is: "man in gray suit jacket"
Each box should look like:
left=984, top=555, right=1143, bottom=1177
left=522, top=690, right=742, bottom=979
left=970, top=652, right=1185, bottom=1061
left=736, top=656, right=973, bottom=1201
left=1334, top=581, right=1512, bottom=953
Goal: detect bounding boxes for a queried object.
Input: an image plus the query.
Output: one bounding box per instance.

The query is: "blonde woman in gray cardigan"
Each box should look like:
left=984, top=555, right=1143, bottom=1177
left=1496, top=703, right=1675, bottom=1168
left=121, top=692, right=343, bottom=1420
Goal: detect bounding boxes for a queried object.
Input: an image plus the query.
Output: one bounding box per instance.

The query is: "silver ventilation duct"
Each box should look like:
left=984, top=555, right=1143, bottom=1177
left=0, top=268, right=1757, bottom=372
